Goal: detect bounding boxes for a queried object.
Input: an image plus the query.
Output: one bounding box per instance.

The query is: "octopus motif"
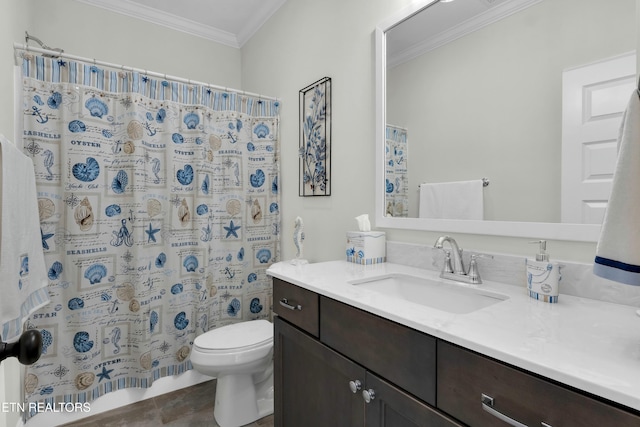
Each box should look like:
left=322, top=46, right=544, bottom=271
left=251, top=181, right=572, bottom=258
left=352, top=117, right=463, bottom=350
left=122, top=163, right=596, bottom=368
left=111, top=219, right=134, bottom=247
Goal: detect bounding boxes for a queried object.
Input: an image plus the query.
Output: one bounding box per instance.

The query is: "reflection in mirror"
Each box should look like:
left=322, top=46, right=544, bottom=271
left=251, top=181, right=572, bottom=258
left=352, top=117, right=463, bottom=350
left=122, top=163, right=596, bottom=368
left=385, top=125, right=409, bottom=217
left=375, top=0, right=636, bottom=241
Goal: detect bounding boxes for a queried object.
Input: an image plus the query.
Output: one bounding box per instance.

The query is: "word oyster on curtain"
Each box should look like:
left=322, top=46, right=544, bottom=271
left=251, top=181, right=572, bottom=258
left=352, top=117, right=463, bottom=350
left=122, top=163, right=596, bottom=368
left=18, top=52, right=280, bottom=419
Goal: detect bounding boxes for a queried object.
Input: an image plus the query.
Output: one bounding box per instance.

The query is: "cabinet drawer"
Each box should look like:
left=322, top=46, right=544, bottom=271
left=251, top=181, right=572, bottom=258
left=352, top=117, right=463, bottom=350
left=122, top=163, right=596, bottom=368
left=320, top=296, right=436, bottom=406
left=438, top=340, right=640, bottom=427
left=273, top=278, right=319, bottom=337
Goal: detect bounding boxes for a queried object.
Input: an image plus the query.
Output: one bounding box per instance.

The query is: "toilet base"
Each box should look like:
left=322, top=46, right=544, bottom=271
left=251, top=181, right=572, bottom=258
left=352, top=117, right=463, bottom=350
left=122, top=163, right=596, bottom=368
left=213, top=373, right=274, bottom=427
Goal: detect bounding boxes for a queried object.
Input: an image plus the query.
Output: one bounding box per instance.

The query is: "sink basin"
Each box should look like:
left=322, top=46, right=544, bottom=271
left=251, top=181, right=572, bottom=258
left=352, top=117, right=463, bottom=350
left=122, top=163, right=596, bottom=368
left=349, top=273, right=508, bottom=314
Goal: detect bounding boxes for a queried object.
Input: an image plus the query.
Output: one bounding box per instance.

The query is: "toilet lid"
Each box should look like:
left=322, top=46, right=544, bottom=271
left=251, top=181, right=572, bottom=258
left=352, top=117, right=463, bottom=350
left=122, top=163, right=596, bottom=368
left=194, top=319, right=272, bottom=350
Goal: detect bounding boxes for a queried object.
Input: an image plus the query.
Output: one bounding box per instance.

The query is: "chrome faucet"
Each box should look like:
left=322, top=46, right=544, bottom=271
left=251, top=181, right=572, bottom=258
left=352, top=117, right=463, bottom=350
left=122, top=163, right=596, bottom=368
left=434, top=236, right=492, bottom=284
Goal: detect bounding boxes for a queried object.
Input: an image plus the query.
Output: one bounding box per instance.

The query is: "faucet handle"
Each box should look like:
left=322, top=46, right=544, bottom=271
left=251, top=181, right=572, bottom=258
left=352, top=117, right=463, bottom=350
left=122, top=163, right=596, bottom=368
left=467, top=253, right=494, bottom=284
left=442, top=250, right=454, bottom=274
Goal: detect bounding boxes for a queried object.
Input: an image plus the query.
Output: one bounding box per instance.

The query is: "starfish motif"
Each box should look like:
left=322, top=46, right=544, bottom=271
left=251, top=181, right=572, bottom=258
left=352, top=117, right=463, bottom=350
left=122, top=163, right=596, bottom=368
left=145, top=222, right=160, bottom=243
left=97, top=366, right=113, bottom=382
left=223, top=220, right=241, bottom=238
left=41, top=228, right=54, bottom=250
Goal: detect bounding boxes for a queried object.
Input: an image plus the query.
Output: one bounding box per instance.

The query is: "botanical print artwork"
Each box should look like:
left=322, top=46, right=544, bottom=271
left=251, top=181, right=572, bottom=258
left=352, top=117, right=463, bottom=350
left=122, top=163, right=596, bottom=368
left=299, top=77, right=331, bottom=196
left=18, top=53, right=280, bottom=421
left=385, top=125, right=408, bottom=217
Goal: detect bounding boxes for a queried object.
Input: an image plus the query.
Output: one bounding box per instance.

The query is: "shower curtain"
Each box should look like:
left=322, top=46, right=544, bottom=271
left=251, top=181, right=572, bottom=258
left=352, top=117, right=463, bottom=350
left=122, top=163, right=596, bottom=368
left=17, top=52, right=280, bottom=420
left=385, top=125, right=408, bottom=217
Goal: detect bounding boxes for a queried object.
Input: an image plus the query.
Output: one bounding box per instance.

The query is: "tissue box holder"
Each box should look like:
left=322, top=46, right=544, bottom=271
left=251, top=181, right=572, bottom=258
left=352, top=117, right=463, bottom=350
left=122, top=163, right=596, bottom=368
left=346, top=231, right=386, bottom=265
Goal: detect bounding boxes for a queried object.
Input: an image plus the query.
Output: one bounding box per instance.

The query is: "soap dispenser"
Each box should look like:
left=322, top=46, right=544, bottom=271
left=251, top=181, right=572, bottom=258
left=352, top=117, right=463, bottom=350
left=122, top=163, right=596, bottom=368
left=526, top=240, right=560, bottom=303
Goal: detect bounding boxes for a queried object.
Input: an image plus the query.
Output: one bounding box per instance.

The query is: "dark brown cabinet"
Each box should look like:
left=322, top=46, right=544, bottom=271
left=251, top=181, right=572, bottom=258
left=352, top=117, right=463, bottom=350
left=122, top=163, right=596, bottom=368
left=273, top=278, right=640, bottom=427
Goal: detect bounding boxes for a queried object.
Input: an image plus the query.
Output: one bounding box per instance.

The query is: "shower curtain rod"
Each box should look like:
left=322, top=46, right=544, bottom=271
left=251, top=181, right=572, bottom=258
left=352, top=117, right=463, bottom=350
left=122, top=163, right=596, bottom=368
left=13, top=42, right=279, bottom=102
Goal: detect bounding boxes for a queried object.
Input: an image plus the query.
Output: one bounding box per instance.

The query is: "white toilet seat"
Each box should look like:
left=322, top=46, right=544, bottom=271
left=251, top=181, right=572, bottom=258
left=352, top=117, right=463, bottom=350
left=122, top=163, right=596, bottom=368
left=193, top=319, right=273, bottom=353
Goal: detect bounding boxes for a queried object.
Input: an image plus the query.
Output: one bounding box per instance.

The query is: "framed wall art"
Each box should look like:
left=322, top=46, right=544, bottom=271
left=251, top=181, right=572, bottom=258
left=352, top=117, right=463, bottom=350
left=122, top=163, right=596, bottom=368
left=299, top=77, right=331, bottom=196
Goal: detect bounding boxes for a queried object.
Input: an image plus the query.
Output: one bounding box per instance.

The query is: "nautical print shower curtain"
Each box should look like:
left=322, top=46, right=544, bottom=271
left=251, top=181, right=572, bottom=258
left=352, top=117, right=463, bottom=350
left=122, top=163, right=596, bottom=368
left=17, top=52, right=280, bottom=420
left=385, top=125, right=408, bottom=217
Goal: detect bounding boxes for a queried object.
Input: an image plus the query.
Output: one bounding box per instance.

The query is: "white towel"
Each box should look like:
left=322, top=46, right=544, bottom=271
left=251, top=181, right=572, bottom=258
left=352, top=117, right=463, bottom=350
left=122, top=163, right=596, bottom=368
left=0, top=135, right=50, bottom=342
left=419, top=180, right=484, bottom=220
left=594, top=92, right=640, bottom=285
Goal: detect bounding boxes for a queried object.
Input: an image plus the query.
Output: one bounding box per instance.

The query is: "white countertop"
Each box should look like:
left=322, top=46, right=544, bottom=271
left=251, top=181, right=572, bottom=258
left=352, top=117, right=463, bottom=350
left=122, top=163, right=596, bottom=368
left=267, top=260, right=640, bottom=412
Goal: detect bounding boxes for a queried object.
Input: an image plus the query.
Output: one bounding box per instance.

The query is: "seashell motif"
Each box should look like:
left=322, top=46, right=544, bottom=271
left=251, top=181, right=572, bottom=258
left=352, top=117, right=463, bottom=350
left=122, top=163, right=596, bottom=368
left=226, top=253, right=233, bottom=262
left=156, top=108, right=166, bottom=123
left=117, top=282, right=135, bottom=301
left=123, top=140, right=135, bottom=154
left=195, top=137, right=203, bottom=145
left=178, top=199, right=190, bottom=226
left=250, top=169, right=266, bottom=188
left=171, top=283, right=183, bottom=295
left=269, top=202, right=279, bottom=213
left=248, top=272, right=257, bottom=283
left=172, top=133, right=184, bottom=144
left=150, top=311, right=158, bottom=333
left=253, top=123, right=270, bottom=139
left=73, top=331, right=94, bottom=353
left=33, top=95, right=44, bottom=106
left=196, top=204, right=208, bottom=215
left=155, top=252, right=167, bottom=268
left=127, top=120, right=144, bottom=140
left=209, top=134, right=222, bottom=150
left=72, top=157, right=100, bottom=182
left=68, top=120, right=86, bottom=133
left=238, top=247, right=245, bottom=261
left=74, top=197, right=94, bottom=231
left=40, top=329, right=53, bottom=354
left=250, top=297, right=263, bottom=314
left=102, top=129, right=112, bottom=138
left=176, top=164, right=194, bottom=185
left=75, top=372, right=95, bottom=391
left=48, top=261, right=63, bottom=280
left=183, top=112, right=200, bottom=129
left=47, top=92, right=62, bottom=109
left=38, top=198, right=56, bottom=221
left=85, top=97, right=108, bottom=118
left=40, top=386, right=54, bottom=395
left=146, top=112, right=153, bottom=121
left=226, top=199, right=241, bottom=216
left=129, top=299, right=140, bottom=312
left=256, top=248, right=272, bottom=264
left=247, top=142, right=255, bottom=152
left=272, top=176, right=278, bottom=194
left=101, top=292, right=111, bottom=302
left=266, top=145, right=274, bottom=152
left=227, top=298, right=241, bottom=317
left=386, top=179, right=394, bottom=193
left=174, top=312, right=189, bottom=330
left=201, top=174, right=209, bottom=194
left=68, top=297, right=84, bottom=310
left=140, top=352, right=152, bottom=370
left=251, top=199, right=262, bottom=224
left=105, top=204, right=121, bottom=217
left=209, top=285, right=218, bottom=297
left=147, top=198, right=162, bottom=218
left=25, top=374, right=39, bottom=394
left=112, top=170, right=129, bottom=194
left=183, top=255, right=198, bottom=273
left=176, top=345, right=190, bottom=362
left=84, top=263, right=107, bottom=284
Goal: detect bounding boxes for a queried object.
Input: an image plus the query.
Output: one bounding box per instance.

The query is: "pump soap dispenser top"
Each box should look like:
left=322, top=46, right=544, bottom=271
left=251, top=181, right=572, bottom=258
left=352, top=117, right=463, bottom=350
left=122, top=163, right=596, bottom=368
left=526, top=240, right=560, bottom=303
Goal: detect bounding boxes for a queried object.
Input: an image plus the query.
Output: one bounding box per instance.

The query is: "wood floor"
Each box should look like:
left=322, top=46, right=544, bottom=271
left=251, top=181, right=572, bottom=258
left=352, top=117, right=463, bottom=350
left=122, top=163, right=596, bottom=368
left=60, top=379, right=274, bottom=427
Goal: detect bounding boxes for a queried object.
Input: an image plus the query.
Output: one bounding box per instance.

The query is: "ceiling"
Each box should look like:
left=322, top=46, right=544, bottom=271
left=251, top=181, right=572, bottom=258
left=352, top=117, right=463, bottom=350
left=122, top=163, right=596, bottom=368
left=76, top=0, right=287, bottom=48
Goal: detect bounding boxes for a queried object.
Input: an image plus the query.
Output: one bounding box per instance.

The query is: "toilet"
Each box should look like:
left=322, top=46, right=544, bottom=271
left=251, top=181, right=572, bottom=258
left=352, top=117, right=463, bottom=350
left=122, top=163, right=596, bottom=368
left=190, top=319, right=274, bottom=427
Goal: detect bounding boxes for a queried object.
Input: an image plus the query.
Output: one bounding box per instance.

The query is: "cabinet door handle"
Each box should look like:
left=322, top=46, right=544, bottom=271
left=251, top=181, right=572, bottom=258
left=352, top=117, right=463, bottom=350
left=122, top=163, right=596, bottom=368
left=279, top=298, right=302, bottom=311
left=362, top=389, right=376, bottom=404
left=481, top=394, right=527, bottom=427
left=349, top=380, right=362, bottom=393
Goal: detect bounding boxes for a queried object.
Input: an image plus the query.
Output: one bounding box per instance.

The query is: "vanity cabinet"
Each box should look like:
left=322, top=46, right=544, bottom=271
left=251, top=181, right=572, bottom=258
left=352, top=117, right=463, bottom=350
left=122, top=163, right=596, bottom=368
left=273, top=278, right=640, bottom=427
left=273, top=278, right=461, bottom=427
left=437, top=340, right=640, bottom=427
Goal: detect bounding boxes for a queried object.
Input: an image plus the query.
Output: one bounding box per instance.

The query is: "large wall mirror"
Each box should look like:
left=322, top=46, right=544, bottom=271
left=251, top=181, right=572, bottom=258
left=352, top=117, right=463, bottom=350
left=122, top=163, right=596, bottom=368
left=375, top=0, right=636, bottom=242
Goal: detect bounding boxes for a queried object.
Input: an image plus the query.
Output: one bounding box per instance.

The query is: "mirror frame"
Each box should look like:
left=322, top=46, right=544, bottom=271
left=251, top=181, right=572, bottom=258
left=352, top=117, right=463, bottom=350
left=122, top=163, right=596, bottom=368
left=374, top=0, right=601, bottom=242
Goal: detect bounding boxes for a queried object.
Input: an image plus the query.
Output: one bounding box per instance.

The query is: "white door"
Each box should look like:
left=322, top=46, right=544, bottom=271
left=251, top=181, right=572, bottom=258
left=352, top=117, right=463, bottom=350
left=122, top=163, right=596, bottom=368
left=561, top=52, right=636, bottom=224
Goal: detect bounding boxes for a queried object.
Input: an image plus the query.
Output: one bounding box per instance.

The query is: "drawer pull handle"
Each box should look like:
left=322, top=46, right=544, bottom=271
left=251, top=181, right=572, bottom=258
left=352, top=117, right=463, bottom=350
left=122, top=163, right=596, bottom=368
left=481, top=394, right=527, bottom=427
left=362, top=389, right=376, bottom=404
left=279, top=298, right=302, bottom=311
left=349, top=380, right=362, bottom=393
